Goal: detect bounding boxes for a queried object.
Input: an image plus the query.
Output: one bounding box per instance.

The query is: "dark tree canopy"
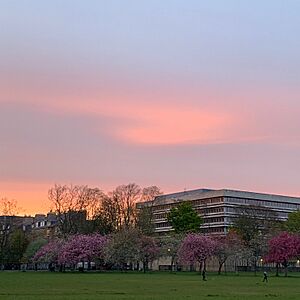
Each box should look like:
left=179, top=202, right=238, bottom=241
left=167, top=202, right=202, bottom=234
left=232, top=205, right=279, bottom=244
left=284, top=210, right=300, bottom=233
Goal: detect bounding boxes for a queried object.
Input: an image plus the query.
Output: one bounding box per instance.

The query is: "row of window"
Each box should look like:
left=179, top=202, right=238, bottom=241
left=34, top=220, right=56, bottom=228
left=196, top=207, right=224, bottom=215
left=225, top=197, right=300, bottom=210
left=192, top=197, right=223, bottom=206
left=153, top=206, right=225, bottom=221
left=152, top=197, right=224, bottom=212
left=204, top=227, right=225, bottom=233
left=223, top=206, right=288, bottom=219
left=155, top=222, right=171, bottom=228
left=203, top=217, right=224, bottom=223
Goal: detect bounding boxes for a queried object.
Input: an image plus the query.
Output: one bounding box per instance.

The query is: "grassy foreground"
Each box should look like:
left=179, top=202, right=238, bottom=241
left=0, top=271, right=299, bottom=300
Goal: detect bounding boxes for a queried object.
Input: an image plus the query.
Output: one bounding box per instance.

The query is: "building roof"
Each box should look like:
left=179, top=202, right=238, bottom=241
left=146, top=188, right=300, bottom=206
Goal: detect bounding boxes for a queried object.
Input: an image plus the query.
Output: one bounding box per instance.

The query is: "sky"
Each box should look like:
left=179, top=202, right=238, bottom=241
left=1, top=0, right=300, bottom=215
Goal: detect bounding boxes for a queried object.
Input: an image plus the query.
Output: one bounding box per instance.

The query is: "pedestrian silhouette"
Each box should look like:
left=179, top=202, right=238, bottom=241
left=263, top=271, right=268, bottom=283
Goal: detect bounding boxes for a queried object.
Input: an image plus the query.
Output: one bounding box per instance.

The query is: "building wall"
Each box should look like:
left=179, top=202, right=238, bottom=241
left=138, top=188, right=300, bottom=235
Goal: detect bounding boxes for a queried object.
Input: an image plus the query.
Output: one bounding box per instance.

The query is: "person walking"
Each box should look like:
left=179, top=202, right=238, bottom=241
left=263, top=271, right=268, bottom=283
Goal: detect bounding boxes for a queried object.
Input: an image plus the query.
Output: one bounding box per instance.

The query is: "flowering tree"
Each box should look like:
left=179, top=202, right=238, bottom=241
left=265, top=232, right=300, bottom=276
left=58, top=234, right=107, bottom=268
left=104, top=227, right=141, bottom=270
left=214, top=231, right=243, bottom=274
left=159, top=234, right=183, bottom=271
left=178, top=234, right=217, bottom=271
left=33, top=239, right=64, bottom=265
left=137, top=235, right=159, bottom=273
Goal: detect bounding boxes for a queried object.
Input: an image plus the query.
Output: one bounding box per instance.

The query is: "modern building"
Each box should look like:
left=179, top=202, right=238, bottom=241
left=138, top=188, right=300, bottom=235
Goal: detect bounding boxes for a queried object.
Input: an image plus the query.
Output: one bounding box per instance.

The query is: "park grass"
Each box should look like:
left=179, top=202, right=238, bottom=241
left=0, top=271, right=299, bottom=300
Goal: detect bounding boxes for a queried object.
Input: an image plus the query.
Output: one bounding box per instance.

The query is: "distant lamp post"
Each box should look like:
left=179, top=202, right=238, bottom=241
left=167, top=248, right=172, bottom=271
left=260, top=258, right=264, bottom=268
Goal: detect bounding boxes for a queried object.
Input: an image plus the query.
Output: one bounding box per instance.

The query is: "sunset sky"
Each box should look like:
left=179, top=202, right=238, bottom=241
left=1, top=1, right=300, bottom=215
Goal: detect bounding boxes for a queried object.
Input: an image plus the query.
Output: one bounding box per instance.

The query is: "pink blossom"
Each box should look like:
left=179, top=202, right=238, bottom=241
left=265, top=232, right=300, bottom=264
left=178, top=234, right=217, bottom=265
left=33, top=239, right=65, bottom=264
left=58, top=234, right=108, bottom=265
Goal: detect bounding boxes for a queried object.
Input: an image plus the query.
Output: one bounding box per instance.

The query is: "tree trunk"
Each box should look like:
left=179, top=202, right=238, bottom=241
left=276, top=263, right=279, bottom=277
left=199, top=261, right=203, bottom=273
left=283, top=261, right=288, bottom=277
left=170, top=257, right=174, bottom=272
left=218, top=262, right=223, bottom=275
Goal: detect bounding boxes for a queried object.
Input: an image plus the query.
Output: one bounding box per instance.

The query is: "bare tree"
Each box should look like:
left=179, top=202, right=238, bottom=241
left=49, top=184, right=104, bottom=236
left=90, top=193, right=122, bottom=234
left=136, top=186, right=163, bottom=235
left=0, top=198, right=20, bottom=268
left=112, top=183, right=142, bottom=228
left=232, top=205, right=280, bottom=273
left=0, top=198, right=19, bottom=216
left=141, top=186, right=162, bottom=202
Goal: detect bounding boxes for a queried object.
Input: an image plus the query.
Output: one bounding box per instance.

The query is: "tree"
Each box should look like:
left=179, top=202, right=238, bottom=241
left=178, top=234, right=217, bottom=272
left=285, top=210, right=300, bottom=234
left=136, top=186, right=162, bottom=235
left=248, top=234, right=269, bottom=275
left=214, top=231, right=243, bottom=275
left=265, top=232, right=300, bottom=277
left=23, top=238, right=48, bottom=263
left=5, top=229, right=28, bottom=267
left=0, top=198, right=20, bottom=268
left=93, top=193, right=122, bottom=233
left=137, top=235, right=159, bottom=273
left=104, top=227, right=141, bottom=270
left=112, top=183, right=141, bottom=228
left=167, top=202, right=202, bottom=234
left=58, top=234, right=107, bottom=269
left=33, top=239, right=65, bottom=265
left=49, top=184, right=104, bottom=236
left=158, top=234, right=183, bottom=271
left=232, top=205, right=279, bottom=245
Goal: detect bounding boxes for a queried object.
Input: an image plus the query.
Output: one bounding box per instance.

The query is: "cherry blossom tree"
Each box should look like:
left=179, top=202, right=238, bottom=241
left=104, top=227, right=140, bottom=270
left=178, top=234, right=217, bottom=272
left=159, top=234, right=183, bottom=271
left=214, top=231, right=243, bottom=275
left=265, top=232, right=300, bottom=276
left=58, top=234, right=108, bottom=268
left=137, top=235, right=159, bottom=273
left=33, top=239, right=64, bottom=265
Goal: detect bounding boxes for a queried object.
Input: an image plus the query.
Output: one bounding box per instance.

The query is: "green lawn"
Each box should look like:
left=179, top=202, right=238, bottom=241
left=0, top=271, right=299, bottom=300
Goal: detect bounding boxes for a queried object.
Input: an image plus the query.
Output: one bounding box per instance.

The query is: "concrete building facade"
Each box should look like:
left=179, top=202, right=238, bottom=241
left=138, top=188, right=300, bottom=235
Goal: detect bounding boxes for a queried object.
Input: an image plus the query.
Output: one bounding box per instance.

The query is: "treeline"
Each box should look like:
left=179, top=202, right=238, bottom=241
left=1, top=186, right=300, bottom=275
left=48, top=183, right=161, bottom=236
left=0, top=183, right=161, bottom=269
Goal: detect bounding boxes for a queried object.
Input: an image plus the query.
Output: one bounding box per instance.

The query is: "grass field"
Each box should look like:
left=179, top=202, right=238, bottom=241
left=0, top=271, right=299, bottom=300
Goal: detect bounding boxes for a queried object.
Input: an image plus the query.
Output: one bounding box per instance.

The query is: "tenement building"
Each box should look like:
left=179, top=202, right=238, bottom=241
left=137, top=188, right=300, bottom=235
